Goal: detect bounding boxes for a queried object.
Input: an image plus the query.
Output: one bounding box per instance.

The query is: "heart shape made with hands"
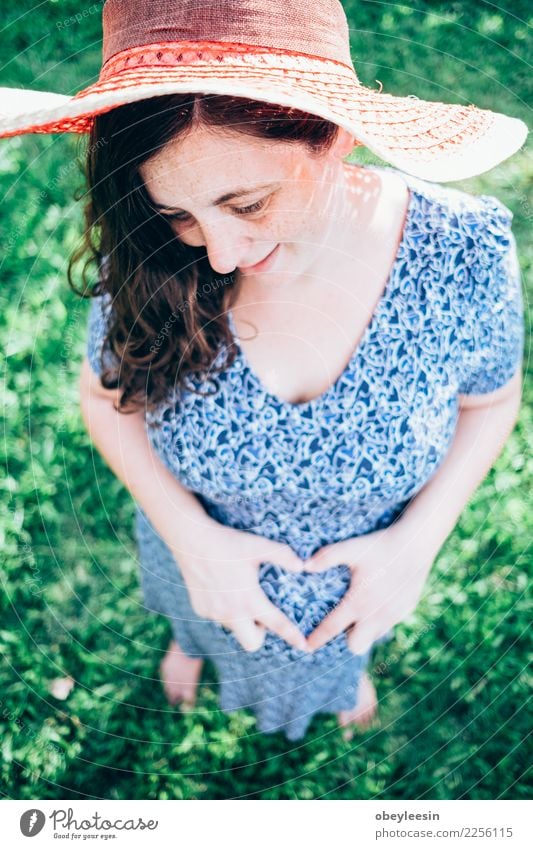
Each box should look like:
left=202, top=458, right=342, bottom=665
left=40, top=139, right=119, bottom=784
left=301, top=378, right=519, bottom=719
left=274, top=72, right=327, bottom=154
left=258, top=560, right=351, bottom=638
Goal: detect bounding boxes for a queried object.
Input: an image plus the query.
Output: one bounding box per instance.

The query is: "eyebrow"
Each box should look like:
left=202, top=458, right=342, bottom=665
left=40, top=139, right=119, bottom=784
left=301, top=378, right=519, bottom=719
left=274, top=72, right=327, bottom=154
left=153, top=182, right=280, bottom=212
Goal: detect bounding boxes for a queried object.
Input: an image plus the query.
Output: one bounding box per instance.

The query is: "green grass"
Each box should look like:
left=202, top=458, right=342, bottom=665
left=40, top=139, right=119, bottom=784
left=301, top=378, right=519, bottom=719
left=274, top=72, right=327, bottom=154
left=0, top=1, right=531, bottom=799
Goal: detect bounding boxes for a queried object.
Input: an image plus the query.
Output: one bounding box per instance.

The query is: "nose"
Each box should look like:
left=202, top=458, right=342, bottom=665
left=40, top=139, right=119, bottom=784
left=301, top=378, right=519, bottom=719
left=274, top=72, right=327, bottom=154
left=200, top=219, right=251, bottom=275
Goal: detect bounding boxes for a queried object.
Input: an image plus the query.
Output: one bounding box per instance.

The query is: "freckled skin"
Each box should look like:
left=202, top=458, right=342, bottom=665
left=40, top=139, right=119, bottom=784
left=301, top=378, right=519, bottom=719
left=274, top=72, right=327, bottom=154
left=139, top=124, right=364, bottom=281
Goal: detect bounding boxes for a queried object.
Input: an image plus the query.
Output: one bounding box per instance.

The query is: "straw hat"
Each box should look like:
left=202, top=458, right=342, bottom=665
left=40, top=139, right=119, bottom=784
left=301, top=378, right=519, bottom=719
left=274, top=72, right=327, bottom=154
left=0, top=0, right=527, bottom=181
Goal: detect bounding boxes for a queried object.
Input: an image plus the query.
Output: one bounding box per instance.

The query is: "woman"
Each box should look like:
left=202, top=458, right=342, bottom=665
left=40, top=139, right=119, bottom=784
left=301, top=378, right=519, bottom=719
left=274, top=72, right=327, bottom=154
left=0, top=0, right=526, bottom=742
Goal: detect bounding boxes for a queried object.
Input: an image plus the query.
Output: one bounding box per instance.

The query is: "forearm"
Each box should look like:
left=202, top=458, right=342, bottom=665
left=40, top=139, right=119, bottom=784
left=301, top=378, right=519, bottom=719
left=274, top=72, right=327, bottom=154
left=79, top=389, right=214, bottom=553
left=396, top=388, right=522, bottom=562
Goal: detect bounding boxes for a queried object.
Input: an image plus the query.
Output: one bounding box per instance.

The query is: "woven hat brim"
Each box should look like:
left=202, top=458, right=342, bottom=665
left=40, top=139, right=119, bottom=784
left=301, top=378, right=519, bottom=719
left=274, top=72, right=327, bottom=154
left=0, top=57, right=527, bottom=182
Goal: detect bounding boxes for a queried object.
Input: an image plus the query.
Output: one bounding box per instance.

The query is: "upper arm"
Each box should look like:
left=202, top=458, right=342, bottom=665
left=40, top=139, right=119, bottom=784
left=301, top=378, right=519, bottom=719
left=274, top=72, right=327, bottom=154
left=458, top=366, right=522, bottom=409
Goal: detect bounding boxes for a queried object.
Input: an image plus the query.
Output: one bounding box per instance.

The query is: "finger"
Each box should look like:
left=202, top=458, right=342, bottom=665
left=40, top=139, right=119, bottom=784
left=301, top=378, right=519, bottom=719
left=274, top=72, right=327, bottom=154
left=303, top=542, right=351, bottom=573
left=231, top=620, right=267, bottom=653
left=347, top=623, right=377, bottom=656
left=262, top=541, right=307, bottom=573
left=305, top=601, right=355, bottom=652
left=256, top=600, right=308, bottom=652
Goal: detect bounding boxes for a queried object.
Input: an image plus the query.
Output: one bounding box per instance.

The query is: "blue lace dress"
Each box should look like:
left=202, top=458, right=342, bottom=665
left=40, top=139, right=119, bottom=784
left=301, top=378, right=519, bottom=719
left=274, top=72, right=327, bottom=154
left=86, top=166, right=524, bottom=741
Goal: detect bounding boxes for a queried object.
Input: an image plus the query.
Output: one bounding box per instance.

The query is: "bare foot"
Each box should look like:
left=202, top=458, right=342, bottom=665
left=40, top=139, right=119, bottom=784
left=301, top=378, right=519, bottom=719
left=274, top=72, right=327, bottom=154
left=337, top=672, right=378, bottom=740
left=159, top=639, right=203, bottom=710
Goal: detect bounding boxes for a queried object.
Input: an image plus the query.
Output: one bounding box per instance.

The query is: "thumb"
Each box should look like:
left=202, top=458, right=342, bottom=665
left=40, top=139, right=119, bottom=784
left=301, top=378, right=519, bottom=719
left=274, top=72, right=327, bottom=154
left=304, top=540, right=352, bottom=573
left=231, top=620, right=266, bottom=653
left=347, top=622, right=376, bottom=657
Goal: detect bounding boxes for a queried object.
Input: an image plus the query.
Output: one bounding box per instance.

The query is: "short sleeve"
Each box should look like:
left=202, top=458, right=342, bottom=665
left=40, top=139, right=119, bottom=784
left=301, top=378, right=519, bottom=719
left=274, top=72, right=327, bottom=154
left=86, top=291, right=121, bottom=380
left=454, top=195, right=524, bottom=395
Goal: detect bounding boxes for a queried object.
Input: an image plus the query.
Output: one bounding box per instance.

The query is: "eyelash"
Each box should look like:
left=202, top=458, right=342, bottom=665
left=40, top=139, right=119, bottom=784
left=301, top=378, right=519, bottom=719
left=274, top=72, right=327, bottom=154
left=164, top=197, right=267, bottom=222
left=233, top=199, right=266, bottom=216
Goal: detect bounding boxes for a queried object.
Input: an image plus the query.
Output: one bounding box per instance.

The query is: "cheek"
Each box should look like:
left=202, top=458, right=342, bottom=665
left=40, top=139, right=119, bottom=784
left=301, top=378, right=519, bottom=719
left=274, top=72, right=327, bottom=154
left=270, top=207, right=324, bottom=247
left=276, top=185, right=327, bottom=241
left=269, top=201, right=317, bottom=241
left=172, top=221, right=202, bottom=246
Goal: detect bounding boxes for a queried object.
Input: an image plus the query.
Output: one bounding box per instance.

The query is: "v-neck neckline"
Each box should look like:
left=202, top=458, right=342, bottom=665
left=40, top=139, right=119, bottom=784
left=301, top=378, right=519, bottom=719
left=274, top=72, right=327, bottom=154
left=227, top=169, right=416, bottom=413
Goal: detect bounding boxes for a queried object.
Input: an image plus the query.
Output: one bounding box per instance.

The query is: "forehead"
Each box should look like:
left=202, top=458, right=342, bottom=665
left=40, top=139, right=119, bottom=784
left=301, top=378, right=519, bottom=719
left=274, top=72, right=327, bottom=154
left=140, top=123, right=309, bottom=207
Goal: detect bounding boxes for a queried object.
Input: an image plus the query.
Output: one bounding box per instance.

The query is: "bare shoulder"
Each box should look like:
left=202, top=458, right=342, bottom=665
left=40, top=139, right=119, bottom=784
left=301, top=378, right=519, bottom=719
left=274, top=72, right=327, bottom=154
left=371, top=167, right=411, bottom=259
left=342, top=162, right=410, bottom=247
left=382, top=167, right=411, bottom=217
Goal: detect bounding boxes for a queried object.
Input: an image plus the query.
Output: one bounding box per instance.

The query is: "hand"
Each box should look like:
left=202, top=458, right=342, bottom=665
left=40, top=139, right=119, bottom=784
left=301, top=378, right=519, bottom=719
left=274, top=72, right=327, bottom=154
left=172, top=518, right=309, bottom=654
left=303, top=523, right=435, bottom=655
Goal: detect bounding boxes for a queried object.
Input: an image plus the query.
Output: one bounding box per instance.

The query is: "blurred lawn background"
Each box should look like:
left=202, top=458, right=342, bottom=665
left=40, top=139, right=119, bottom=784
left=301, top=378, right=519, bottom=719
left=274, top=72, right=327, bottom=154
left=0, top=0, right=531, bottom=800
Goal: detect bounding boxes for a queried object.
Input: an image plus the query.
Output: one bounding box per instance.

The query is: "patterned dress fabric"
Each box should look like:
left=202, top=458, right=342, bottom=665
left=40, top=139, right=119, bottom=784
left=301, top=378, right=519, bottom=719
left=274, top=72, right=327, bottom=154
left=86, top=166, right=524, bottom=740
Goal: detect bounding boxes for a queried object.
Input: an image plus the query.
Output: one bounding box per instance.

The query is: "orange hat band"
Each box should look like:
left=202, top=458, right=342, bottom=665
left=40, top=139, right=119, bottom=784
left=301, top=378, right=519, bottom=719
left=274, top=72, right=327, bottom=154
left=98, top=40, right=358, bottom=84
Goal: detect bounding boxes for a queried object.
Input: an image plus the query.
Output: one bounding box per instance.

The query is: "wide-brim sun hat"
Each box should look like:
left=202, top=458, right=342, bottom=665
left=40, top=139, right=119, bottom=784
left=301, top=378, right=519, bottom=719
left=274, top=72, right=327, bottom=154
left=0, top=0, right=527, bottom=182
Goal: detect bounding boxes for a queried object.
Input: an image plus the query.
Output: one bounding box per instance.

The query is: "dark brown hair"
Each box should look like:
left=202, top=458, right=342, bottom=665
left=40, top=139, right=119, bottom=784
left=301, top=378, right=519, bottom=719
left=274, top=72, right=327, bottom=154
left=69, top=94, right=341, bottom=414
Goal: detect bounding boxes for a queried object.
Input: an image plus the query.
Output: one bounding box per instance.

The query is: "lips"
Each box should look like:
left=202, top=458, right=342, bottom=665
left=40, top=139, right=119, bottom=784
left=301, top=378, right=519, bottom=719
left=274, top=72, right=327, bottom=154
left=239, top=243, right=280, bottom=272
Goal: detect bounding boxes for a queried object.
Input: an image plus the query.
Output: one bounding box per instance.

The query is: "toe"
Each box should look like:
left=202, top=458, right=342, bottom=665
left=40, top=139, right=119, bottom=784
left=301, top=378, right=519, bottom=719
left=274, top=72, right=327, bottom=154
left=158, top=646, right=203, bottom=709
left=337, top=709, right=354, bottom=728
left=163, top=684, right=197, bottom=708
left=337, top=673, right=378, bottom=738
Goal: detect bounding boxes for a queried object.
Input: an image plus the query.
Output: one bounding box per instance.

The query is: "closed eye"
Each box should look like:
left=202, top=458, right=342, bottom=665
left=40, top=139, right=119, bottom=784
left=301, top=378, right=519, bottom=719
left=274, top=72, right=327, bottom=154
left=233, top=198, right=267, bottom=215
left=160, top=197, right=268, bottom=222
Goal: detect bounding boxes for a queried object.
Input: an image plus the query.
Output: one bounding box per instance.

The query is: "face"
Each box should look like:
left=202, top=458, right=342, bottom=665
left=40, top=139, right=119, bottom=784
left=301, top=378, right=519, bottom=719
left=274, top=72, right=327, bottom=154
left=139, top=122, right=355, bottom=283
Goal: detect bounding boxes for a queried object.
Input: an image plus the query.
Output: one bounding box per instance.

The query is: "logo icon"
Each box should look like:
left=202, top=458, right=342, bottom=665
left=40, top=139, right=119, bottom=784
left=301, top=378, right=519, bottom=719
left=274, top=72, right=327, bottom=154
left=20, top=809, right=46, bottom=837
